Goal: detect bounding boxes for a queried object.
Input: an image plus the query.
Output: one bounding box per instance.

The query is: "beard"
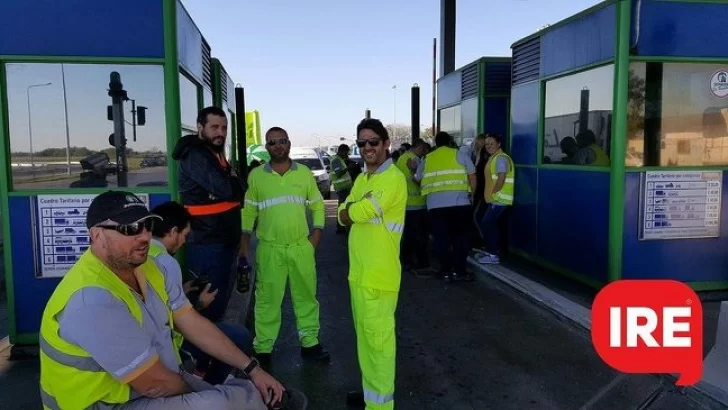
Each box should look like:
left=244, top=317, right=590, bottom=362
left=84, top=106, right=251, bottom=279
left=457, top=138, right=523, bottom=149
left=203, top=135, right=226, bottom=153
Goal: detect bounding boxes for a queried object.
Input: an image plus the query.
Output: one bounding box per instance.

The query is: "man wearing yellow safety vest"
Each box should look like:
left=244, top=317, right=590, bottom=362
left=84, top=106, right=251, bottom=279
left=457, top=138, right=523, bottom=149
left=574, top=129, right=611, bottom=166
left=39, top=190, right=284, bottom=410
left=241, top=127, right=331, bottom=365
left=395, top=139, right=431, bottom=275
left=329, top=144, right=354, bottom=234
left=475, top=134, right=515, bottom=265
left=415, top=132, right=477, bottom=282
left=338, top=118, right=407, bottom=410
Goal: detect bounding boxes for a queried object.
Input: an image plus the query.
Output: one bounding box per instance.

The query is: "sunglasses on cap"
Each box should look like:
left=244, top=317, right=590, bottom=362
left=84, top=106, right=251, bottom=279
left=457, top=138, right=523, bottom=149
left=266, top=138, right=289, bottom=147
left=95, top=218, right=155, bottom=236
left=356, top=137, right=382, bottom=148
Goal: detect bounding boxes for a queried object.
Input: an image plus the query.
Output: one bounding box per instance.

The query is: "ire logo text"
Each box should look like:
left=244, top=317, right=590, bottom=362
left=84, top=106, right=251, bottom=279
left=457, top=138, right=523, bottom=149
left=591, top=280, right=703, bottom=386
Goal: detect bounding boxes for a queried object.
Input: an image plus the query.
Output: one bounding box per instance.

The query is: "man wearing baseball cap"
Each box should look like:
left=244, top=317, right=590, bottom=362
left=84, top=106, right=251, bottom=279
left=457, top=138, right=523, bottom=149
left=39, top=191, right=284, bottom=409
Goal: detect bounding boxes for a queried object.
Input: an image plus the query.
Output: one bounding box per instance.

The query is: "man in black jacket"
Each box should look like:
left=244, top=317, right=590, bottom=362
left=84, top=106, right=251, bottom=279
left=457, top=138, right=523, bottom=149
left=172, top=106, right=244, bottom=322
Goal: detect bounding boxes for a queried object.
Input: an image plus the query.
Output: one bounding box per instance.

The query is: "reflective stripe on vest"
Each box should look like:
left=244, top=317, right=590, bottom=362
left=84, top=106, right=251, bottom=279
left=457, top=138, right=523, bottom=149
left=39, top=250, right=178, bottom=410
left=420, top=147, right=469, bottom=195
left=484, top=151, right=515, bottom=206
left=245, top=195, right=309, bottom=210
left=185, top=200, right=240, bottom=216
left=395, top=151, right=425, bottom=207
left=329, top=155, right=353, bottom=191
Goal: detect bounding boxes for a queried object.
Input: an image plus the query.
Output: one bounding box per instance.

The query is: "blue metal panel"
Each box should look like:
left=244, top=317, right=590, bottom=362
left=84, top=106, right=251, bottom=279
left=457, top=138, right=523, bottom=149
left=536, top=169, right=610, bottom=282
left=540, top=4, right=616, bottom=77
left=622, top=173, right=728, bottom=282
left=484, top=62, right=512, bottom=94
left=176, top=0, right=204, bottom=83
left=484, top=98, right=508, bottom=138
left=633, top=0, right=728, bottom=58
left=0, top=0, right=164, bottom=58
left=10, top=193, right=171, bottom=335
left=509, top=166, right=538, bottom=255
left=437, top=71, right=462, bottom=108
left=510, top=82, right=539, bottom=166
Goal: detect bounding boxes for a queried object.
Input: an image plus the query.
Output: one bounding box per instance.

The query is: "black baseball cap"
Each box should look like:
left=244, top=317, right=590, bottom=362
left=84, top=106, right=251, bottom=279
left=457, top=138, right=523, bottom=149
left=86, top=191, right=161, bottom=228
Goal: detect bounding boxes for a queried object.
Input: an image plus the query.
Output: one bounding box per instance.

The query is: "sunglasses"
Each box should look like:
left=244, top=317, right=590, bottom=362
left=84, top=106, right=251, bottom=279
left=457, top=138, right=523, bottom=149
left=266, top=138, right=289, bottom=147
left=356, top=138, right=382, bottom=148
left=96, top=218, right=155, bottom=236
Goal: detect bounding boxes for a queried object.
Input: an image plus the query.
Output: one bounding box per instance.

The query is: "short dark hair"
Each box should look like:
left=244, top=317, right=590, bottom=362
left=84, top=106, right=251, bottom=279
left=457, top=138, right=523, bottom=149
left=357, top=118, right=389, bottom=140
left=338, top=144, right=350, bottom=153
left=197, top=106, right=227, bottom=127
left=265, top=126, right=289, bottom=139
left=413, top=139, right=428, bottom=149
left=151, top=201, right=192, bottom=238
left=434, top=131, right=453, bottom=147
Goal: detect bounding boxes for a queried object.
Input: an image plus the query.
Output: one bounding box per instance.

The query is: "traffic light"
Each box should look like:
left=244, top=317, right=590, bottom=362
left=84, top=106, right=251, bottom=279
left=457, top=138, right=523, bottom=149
left=137, top=106, right=147, bottom=126
left=108, top=133, right=127, bottom=147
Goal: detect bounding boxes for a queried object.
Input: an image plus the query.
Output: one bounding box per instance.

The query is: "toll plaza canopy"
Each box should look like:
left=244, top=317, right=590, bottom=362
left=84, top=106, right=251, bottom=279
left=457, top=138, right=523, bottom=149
left=0, top=0, right=240, bottom=345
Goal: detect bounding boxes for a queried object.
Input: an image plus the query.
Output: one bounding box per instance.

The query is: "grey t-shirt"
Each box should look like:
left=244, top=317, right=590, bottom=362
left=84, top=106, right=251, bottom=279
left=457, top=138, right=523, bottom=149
left=57, top=246, right=192, bottom=386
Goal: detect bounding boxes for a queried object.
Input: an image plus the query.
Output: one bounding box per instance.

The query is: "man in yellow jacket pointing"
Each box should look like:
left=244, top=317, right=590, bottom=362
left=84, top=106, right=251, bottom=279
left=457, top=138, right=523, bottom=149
left=338, top=118, right=407, bottom=410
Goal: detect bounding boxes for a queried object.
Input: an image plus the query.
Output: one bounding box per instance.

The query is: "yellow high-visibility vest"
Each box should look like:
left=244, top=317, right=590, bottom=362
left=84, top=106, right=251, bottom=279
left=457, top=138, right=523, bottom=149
left=484, top=150, right=515, bottom=206
left=420, top=147, right=470, bottom=195
left=39, top=250, right=178, bottom=410
left=395, top=151, right=425, bottom=208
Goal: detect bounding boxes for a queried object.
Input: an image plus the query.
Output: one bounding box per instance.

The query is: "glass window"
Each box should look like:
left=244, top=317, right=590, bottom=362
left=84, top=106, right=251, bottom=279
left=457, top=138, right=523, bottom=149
left=179, top=72, right=199, bottom=136
left=222, top=102, right=233, bottom=161
left=439, top=105, right=462, bottom=145
left=460, top=98, right=478, bottom=148
left=627, top=62, right=728, bottom=167
left=5, top=63, right=167, bottom=190
left=543, top=64, right=614, bottom=165
left=203, top=87, right=213, bottom=108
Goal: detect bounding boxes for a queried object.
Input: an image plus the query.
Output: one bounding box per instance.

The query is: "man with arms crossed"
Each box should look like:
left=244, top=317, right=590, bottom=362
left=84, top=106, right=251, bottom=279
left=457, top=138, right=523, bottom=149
left=39, top=191, right=283, bottom=410
left=338, top=119, right=407, bottom=410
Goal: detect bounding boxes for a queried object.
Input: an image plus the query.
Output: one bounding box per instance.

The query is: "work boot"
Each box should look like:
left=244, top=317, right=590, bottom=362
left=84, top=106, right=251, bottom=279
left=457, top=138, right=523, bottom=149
left=300, top=344, right=330, bottom=362
left=346, top=391, right=365, bottom=408
left=269, top=388, right=308, bottom=410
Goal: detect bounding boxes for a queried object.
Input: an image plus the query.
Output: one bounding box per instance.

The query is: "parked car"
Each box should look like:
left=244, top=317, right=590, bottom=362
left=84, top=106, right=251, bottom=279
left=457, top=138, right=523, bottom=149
left=290, top=147, right=331, bottom=199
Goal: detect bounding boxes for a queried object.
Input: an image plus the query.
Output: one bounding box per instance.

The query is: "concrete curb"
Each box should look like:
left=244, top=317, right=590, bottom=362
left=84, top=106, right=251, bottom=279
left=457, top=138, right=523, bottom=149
left=466, top=257, right=728, bottom=409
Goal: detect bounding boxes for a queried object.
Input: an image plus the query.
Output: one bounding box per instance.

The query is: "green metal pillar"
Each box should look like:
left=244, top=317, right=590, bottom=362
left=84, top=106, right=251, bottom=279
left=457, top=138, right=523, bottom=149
left=163, top=0, right=181, bottom=203
left=212, top=58, right=223, bottom=108
left=608, top=0, right=632, bottom=283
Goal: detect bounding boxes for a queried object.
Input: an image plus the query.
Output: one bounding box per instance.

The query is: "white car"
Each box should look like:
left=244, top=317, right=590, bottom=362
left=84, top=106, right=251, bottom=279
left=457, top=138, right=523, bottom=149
left=290, top=147, right=331, bottom=199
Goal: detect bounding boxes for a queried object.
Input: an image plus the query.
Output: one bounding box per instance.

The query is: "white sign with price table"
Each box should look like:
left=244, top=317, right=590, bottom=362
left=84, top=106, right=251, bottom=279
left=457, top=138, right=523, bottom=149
left=639, top=171, right=722, bottom=240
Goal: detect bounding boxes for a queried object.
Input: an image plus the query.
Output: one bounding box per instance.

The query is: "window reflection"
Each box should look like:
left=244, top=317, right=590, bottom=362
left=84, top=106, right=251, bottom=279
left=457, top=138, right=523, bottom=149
left=439, top=105, right=462, bottom=145
left=6, top=63, right=167, bottom=190
left=203, top=88, right=213, bottom=108
left=222, top=102, right=233, bottom=161
left=179, top=73, right=199, bottom=135
left=543, top=64, right=614, bottom=165
left=460, top=98, right=478, bottom=148
left=627, top=62, right=728, bottom=167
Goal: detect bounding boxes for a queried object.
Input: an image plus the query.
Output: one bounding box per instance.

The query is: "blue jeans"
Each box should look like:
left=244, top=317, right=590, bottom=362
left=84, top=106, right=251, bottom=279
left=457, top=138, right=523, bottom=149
left=181, top=322, right=253, bottom=385
left=477, top=203, right=508, bottom=255
left=186, top=243, right=238, bottom=322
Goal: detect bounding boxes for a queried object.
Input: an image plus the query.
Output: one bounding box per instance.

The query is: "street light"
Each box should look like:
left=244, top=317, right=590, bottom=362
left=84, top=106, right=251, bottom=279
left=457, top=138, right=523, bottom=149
left=392, top=85, right=397, bottom=140
left=27, top=82, right=52, bottom=176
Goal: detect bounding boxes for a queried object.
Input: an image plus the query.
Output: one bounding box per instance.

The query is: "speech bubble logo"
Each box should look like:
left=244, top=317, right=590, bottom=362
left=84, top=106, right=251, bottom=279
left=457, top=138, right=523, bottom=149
left=591, top=280, right=703, bottom=386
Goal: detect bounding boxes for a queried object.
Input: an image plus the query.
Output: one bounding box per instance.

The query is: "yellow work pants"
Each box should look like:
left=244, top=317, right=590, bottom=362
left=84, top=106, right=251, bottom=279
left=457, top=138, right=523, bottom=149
left=253, top=239, right=320, bottom=353
left=350, top=283, right=399, bottom=410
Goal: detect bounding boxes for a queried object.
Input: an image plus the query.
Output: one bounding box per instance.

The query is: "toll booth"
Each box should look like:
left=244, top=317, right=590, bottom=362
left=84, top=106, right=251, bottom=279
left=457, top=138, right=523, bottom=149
left=0, top=0, right=239, bottom=345
left=436, top=57, right=512, bottom=147
left=507, top=0, right=728, bottom=290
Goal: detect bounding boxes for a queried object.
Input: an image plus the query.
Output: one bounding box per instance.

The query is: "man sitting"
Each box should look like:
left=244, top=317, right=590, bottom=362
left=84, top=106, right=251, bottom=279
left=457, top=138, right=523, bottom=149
left=39, top=190, right=283, bottom=409
left=149, top=201, right=254, bottom=385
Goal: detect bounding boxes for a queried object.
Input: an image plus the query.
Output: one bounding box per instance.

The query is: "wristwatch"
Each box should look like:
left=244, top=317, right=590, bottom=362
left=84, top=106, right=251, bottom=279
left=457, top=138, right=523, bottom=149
left=242, top=357, right=260, bottom=377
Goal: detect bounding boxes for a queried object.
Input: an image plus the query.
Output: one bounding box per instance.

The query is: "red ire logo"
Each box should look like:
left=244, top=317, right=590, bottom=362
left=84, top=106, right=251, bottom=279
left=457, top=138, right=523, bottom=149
left=591, top=280, right=703, bottom=386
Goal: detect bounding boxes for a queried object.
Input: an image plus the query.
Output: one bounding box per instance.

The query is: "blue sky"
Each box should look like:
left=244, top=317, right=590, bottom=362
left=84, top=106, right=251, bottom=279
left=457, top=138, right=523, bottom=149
left=180, top=0, right=605, bottom=146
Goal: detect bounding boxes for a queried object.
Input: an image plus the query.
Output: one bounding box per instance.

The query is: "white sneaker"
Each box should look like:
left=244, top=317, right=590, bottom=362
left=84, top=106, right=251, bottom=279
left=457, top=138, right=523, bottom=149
left=477, top=254, right=500, bottom=264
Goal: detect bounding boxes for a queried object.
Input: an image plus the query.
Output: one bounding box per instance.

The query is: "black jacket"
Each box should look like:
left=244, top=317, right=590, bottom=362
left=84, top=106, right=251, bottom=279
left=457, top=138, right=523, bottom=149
left=172, top=134, right=244, bottom=245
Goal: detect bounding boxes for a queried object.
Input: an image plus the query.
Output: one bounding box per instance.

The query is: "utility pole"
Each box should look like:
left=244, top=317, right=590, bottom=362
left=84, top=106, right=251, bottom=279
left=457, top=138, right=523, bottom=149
left=108, top=72, right=128, bottom=187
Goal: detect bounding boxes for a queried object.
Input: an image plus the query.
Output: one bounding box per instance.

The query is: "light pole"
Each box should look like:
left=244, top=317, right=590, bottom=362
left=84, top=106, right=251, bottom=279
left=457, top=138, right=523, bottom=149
left=392, top=85, right=397, bottom=140
left=61, top=64, right=72, bottom=175
left=27, top=82, right=52, bottom=176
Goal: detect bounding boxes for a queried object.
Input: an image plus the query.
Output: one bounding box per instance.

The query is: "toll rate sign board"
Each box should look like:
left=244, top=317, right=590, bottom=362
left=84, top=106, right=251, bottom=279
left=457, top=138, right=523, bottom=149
left=34, top=194, right=150, bottom=278
left=639, top=171, right=722, bottom=241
